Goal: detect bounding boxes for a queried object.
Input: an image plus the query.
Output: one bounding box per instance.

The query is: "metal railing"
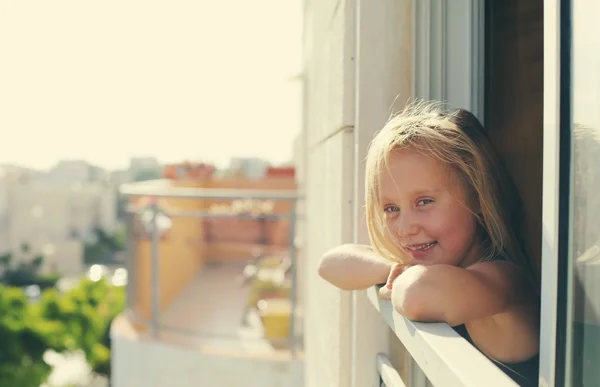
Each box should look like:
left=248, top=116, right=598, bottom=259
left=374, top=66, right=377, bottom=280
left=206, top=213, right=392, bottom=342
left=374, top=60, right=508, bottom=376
left=120, top=182, right=303, bottom=356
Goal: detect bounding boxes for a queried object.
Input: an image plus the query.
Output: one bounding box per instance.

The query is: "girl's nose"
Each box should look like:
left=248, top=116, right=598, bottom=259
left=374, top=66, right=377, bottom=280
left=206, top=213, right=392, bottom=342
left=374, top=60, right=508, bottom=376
left=394, top=213, right=419, bottom=238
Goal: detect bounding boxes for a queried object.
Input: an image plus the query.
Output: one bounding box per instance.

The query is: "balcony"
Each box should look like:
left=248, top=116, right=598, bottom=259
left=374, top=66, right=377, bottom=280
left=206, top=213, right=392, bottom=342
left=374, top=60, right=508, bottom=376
left=110, top=178, right=303, bottom=387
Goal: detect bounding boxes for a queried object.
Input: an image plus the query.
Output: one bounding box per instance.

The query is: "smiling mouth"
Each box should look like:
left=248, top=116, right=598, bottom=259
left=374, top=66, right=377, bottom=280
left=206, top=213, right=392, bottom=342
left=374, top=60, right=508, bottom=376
left=406, top=241, right=437, bottom=251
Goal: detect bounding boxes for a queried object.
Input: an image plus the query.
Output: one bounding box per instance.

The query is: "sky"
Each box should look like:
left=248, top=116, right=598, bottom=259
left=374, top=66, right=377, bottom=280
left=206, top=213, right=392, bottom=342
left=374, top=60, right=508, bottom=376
left=0, top=0, right=303, bottom=171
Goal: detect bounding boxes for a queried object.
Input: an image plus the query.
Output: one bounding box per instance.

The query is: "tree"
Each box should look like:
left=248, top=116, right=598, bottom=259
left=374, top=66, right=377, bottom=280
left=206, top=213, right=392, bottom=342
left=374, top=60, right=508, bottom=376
left=0, top=247, right=58, bottom=290
left=0, top=252, right=11, bottom=266
left=0, top=278, right=126, bottom=386
left=0, top=286, right=66, bottom=387
left=83, top=228, right=126, bottom=264
left=38, top=278, right=125, bottom=377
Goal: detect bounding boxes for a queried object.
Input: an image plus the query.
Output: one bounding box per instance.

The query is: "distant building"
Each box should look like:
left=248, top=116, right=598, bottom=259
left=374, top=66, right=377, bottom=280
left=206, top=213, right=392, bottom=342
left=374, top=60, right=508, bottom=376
left=266, top=166, right=295, bottom=179
left=40, top=160, right=109, bottom=183
left=129, top=157, right=160, bottom=171
left=229, top=157, right=270, bottom=180
left=162, top=161, right=215, bottom=180
left=0, top=173, right=117, bottom=275
left=129, top=157, right=162, bottom=182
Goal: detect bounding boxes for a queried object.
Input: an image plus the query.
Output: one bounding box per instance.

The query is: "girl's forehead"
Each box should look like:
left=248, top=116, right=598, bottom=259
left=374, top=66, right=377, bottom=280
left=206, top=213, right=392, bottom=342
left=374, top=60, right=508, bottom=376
left=379, top=150, right=462, bottom=197
left=384, top=149, right=447, bottom=178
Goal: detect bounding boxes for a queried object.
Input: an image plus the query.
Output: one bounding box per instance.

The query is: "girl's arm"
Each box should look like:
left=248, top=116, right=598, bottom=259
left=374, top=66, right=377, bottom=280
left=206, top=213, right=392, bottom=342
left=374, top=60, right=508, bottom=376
left=391, top=261, right=531, bottom=327
left=318, top=244, right=393, bottom=290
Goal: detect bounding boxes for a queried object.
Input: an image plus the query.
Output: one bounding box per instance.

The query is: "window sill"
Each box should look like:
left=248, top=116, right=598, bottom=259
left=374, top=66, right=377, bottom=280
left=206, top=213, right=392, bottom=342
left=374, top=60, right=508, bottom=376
left=366, top=286, right=518, bottom=387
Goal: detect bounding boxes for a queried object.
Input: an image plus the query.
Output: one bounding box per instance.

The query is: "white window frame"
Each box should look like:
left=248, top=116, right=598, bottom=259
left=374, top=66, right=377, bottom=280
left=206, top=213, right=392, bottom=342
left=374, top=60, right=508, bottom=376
left=539, top=0, right=565, bottom=386
left=413, top=0, right=484, bottom=119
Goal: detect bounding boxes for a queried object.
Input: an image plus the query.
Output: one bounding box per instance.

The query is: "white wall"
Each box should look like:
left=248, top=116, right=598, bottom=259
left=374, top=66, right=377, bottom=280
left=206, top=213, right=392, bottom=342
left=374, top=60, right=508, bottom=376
left=302, top=0, right=356, bottom=386
left=303, top=1, right=416, bottom=386
left=350, top=1, right=416, bottom=385
left=45, top=160, right=93, bottom=183
left=2, top=180, right=117, bottom=274
left=112, top=337, right=303, bottom=387
left=40, top=240, right=84, bottom=275
left=9, top=182, right=116, bottom=245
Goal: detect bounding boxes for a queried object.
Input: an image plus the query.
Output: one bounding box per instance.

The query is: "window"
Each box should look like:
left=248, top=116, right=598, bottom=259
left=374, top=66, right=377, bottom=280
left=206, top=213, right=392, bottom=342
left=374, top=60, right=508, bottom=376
left=566, top=1, right=600, bottom=385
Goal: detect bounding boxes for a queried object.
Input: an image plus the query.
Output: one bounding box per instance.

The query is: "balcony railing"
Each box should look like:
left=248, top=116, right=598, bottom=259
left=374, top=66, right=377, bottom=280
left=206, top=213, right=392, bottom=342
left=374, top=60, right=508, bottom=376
left=366, top=287, right=519, bottom=387
left=377, top=353, right=406, bottom=387
left=119, top=181, right=303, bottom=356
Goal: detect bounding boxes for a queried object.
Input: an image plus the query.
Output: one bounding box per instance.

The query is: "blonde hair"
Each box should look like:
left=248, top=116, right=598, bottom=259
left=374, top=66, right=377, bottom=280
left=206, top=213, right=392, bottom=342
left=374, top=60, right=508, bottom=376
left=365, top=100, right=538, bottom=285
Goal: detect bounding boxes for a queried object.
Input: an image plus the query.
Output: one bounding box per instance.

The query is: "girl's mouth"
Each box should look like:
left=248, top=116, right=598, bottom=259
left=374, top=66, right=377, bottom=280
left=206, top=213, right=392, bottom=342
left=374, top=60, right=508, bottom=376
left=407, top=241, right=437, bottom=251
left=407, top=241, right=437, bottom=259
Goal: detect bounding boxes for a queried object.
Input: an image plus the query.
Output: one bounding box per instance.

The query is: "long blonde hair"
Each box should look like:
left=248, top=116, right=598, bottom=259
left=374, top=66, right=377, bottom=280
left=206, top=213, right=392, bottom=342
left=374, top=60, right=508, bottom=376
left=365, top=100, right=538, bottom=285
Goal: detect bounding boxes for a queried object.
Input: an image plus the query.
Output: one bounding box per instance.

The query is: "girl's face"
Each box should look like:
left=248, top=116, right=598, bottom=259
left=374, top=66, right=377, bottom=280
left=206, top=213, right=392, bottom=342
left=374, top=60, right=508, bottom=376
left=380, top=149, right=481, bottom=267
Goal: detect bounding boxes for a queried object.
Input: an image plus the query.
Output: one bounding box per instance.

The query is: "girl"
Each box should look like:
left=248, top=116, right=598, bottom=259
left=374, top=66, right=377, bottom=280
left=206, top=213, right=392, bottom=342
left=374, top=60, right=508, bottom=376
left=318, top=101, right=540, bottom=386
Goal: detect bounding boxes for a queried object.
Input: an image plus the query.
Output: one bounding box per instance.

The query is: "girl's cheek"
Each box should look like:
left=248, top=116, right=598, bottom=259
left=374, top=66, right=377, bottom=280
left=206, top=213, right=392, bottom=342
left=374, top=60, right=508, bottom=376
left=385, top=218, right=397, bottom=236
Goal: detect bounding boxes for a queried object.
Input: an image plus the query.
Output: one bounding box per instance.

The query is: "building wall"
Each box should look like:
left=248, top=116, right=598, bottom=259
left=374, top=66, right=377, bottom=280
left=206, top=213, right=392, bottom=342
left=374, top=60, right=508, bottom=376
left=9, top=182, right=117, bottom=248
left=1, top=179, right=117, bottom=274
left=229, top=157, right=269, bottom=180
left=131, top=178, right=208, bottom=321
left=44, top=160, right=93, bottom=183
left=302, top=1, right=417, bottom=386
left=302, top=0, right=356, bottom=386
left=111, top=328, right=304, bottom=387
left=41, top=240, right=85, bottom=276
left=204, top=177, right=296, bottom=260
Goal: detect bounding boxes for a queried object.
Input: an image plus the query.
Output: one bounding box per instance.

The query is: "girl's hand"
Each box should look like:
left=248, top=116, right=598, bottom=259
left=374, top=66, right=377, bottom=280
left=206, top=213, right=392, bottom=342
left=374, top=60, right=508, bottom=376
left=378, top=263, right=411, bottom=300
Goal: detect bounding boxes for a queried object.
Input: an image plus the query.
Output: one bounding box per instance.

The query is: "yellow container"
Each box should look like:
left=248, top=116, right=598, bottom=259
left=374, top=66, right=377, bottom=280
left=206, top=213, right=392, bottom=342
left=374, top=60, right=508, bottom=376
left=258, top=298, right=292, bottom=341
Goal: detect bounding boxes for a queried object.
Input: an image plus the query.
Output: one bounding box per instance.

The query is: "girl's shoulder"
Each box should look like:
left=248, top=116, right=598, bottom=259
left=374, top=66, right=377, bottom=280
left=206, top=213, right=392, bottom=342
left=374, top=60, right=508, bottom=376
left=464, top=259, right=540, bottom=368
left=467, top=256, right=537, bottom=295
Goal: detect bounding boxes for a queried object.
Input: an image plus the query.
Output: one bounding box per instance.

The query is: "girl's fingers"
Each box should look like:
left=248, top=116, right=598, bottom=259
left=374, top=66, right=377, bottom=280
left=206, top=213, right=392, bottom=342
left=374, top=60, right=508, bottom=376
left=379, top=285, right=392, bottom=300
left=386, top=263, right=409, bottom=289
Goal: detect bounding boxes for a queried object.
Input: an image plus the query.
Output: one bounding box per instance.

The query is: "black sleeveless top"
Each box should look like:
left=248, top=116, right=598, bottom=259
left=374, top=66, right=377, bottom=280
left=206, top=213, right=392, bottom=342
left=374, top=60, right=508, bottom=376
left=453, top=324, right=539, bottom=386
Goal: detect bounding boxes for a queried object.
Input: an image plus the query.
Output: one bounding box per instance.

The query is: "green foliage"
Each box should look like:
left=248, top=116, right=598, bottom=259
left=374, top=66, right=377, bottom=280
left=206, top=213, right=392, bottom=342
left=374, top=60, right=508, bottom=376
left=84, top=227, right=126, bottom=264
left=2, top=270, right=60, bottom=290
left=38, top=278, right=126, bottom=377
left=0, top=286, right=63, bottom=387
left=0, top=278, right=126, bottom=386
left=0, top=248, right=59, bottom=289
left=0, top=252, right=11, bottom=265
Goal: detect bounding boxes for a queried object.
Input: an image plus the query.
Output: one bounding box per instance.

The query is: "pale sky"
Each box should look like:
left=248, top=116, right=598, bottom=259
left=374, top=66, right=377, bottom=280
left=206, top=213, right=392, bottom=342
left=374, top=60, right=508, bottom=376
left=0, top=0, right=303, bottom=171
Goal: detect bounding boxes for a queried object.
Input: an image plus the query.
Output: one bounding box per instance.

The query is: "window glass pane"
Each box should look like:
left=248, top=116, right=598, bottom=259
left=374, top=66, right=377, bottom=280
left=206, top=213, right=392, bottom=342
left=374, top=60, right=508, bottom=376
left=570, top=1, right=600, bottom=385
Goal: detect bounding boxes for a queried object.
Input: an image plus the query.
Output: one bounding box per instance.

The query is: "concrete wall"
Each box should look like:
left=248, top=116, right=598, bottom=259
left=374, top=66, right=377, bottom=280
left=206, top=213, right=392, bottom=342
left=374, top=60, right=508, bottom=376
left=302, top=1, right=356, bottom=386
left=131, top=179, right=207, bottom=321
left=302, top=1, right=415, bottom=386
left=112, top=334, right=304, bottom=387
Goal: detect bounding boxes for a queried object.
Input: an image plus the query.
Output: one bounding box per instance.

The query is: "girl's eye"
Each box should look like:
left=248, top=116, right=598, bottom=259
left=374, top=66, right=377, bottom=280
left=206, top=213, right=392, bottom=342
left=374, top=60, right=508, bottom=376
left=383, top=205, right=400, bottom=213
left=417, top=199, right=433, bottom=206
